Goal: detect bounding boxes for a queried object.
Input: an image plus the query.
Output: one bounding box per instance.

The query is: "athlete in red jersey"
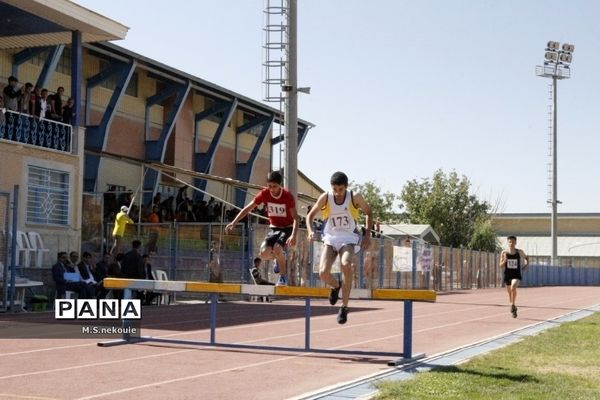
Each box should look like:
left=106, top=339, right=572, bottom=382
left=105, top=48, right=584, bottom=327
left=225, top=171, right=298, bottom=285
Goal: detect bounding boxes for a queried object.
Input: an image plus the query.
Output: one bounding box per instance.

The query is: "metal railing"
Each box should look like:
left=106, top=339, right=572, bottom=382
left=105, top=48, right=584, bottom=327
left=0, top=110, right=73, bottom=153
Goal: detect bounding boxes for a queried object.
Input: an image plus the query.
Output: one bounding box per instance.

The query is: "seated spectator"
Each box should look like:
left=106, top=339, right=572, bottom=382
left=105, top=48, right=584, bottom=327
left=107, top=253, right=125, bottom=299
left=251, top=258, right=274, bottom=286
left=93, top=252, right=111, bottom=299
left=52, top=252, right=93, bottom=299
left=66, top=251, right=80, bottom=273
left=77, top=252, right=99, bottom=298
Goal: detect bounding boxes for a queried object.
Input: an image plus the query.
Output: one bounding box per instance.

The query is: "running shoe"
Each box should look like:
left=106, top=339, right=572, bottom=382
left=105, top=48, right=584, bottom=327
left=273, top=261, right=280, bottom=274
left=337, top=306, right=348, bottom=324
left=329, top=280, right=342, bottom=306
left=511, top=304, right=517, bottom=318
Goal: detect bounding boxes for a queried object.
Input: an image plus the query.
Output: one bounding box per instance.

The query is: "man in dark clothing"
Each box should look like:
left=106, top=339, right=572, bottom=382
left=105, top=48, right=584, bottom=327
left=3, top=76, right=21, bottom=111
left=121, top=240, right=144, bottom=279
left=77, top=251, right=98, bottom=298
left=142, top=254, right=157, bottom=305
left=51, top=252, right=91, bottom=299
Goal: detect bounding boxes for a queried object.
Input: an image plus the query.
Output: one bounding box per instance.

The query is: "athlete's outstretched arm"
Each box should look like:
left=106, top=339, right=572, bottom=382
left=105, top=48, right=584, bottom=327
left=225, top=200, right=257, bottom=233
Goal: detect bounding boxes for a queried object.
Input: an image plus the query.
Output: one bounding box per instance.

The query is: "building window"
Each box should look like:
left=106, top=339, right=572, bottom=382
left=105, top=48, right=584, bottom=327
left=27, top=165, right=70, bottom=226
left=56, top=47, right=71, bottom=75
left=203, top=97, right=228, bottom=125
left=29, top=47, right=72, bottom=76
left=98, top=59, right=138, bottom=97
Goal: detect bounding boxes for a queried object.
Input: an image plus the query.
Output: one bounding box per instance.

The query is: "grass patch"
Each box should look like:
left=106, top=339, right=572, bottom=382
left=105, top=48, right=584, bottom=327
left=375, top=311, right=600, bottom=400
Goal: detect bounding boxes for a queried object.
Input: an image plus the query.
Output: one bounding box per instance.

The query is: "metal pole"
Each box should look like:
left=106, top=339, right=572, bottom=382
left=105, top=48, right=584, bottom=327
left=284, top=0, right=298, bottom=198
left=551, top=76, right=558, bottom=266
left=9, top=185, right=19, bottom=312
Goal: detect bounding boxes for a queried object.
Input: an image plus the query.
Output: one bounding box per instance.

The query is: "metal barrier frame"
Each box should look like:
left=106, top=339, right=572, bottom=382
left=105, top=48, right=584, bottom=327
left=98, top=278, right=436, bottom=366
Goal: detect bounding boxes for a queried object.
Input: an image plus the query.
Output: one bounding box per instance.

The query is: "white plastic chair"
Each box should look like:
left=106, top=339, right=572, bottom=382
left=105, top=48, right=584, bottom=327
left=15, top=231, right=34, bottom=267
left=151, top=269, right=170, bottom=305
left=27, top=232, right=50, bottom=268
left=249, top=268, right=271, bottom=303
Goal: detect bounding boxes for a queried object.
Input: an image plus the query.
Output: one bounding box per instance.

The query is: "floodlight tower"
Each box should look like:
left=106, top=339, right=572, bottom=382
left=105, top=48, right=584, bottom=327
left=536, top=41, right=575, bottom=266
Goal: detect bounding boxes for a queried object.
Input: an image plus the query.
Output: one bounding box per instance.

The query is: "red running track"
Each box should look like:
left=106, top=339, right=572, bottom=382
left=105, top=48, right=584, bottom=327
left=0, top=286, right=598, bottom=400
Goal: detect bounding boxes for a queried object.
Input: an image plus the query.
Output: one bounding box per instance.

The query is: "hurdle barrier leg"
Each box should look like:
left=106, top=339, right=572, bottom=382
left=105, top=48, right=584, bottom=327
left=388, top=300, right=425, bottom=366
left=98, top=288, right=141, bottom=347
left=210, top=293, right=217, bottom=344
left=403, top=300, right=413, bottom=359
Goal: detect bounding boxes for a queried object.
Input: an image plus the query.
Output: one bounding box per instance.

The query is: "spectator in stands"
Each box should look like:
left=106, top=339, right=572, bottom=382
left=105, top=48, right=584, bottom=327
left=49, top=86, right=64, bottom=121
left=29, top=85, right=40, bottom=115
left=142, top=254, right=157, bottom=305
left=110, top=205, right=134, bottom=255
left=66, top=251, right=80, bottom=272
left=108, top=253, right=125, bottom=278
left=52, top=251, right=92, bottom=299
left=108, top=253, right=125, bottom=300
left=152, top=192, right=162, bottom=208
left=93, top=252, right=111, bottom=298
left=77, top=252, right=98, bottom=298
left=19, top=82, right=33, bottom=114
left=62, top=97, right=75, bottom=125
left=35, top=88, right=50, bottom=119
left=122, top=240, right=144, bottom=279
left=146, top=206, right=160, bottom=254
left=250, top=258, right=274, bottom=285
left=208, top=242, right=226, bottom=302
left=3, top=76, right=20, bottom=111
left=208, top=241, right=223, bottom=284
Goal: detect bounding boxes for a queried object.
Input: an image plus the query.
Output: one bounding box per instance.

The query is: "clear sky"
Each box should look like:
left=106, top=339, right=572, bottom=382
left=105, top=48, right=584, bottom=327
left=74, top=0, right=600, bottom=213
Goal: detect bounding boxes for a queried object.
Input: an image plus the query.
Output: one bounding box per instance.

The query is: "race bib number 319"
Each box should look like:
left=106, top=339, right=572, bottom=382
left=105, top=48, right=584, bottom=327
left=267, top=202, right=287, bottom=217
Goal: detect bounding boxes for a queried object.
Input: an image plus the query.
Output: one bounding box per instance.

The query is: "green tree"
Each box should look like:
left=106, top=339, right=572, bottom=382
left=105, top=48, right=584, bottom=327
left=468, top=218, right=500, bottom=252
left=351, top=181, right=400, bottom=224
left=400, top=169, right=495, bottom=249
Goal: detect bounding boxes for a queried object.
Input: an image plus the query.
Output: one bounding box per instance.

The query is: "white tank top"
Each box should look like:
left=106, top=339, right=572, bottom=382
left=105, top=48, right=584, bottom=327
left=322, top=191, right=359, bottom=246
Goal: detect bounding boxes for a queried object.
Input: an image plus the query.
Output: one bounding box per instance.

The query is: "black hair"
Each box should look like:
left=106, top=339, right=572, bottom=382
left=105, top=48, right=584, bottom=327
left=267, top=171, right=283, bottom=185
left=507, top=235, right=517, bottom=242
left=253, top=257, right=261, bottom=264
left=132, top=240, right=142, bottom=249
left=330, top=171, right=348, bottom=186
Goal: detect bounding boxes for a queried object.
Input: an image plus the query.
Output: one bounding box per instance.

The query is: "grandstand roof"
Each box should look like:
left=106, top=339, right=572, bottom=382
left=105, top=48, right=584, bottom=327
left=0, top=0, right=128, bottom=49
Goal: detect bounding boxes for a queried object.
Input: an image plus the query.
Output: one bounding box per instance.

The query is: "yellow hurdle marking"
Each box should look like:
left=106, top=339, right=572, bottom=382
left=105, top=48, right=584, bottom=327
left=103, top=278, right=154, bottom=290
left=274, top=286, right=331, bottom=298
left=186, top=282, right=242, bottom=294
left=372, top=289, right=436, bottom=302
left=103, top=278, right=437, bottom=302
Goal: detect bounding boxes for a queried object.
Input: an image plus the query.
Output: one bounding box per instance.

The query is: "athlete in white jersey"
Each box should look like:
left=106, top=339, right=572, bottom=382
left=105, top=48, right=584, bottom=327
left=307, top=171, right=372, bottom=324
left=321, top=190, right=361, bottom=251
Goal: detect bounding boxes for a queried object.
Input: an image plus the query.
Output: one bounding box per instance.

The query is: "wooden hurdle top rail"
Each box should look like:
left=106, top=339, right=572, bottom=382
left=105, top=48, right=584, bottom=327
left=103, top=278, right=436, bottom=302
